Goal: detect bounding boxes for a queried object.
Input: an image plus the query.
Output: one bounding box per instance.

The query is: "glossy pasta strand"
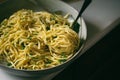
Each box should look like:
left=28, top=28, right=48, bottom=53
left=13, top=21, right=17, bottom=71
left=0, top=9, right=80, bottom=70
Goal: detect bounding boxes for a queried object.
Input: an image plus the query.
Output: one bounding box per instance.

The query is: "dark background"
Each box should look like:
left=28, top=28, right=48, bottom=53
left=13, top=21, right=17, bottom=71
left=53, top=23, right=120, bottom=80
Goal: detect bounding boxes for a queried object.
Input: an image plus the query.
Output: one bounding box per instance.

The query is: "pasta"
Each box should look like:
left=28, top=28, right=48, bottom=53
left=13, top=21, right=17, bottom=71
left=0, top=9, right=80, bottom=70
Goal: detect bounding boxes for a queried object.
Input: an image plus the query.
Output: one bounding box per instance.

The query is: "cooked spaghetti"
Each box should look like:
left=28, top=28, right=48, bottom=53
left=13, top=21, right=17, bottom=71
left=0, top=9, right=80, bottom=70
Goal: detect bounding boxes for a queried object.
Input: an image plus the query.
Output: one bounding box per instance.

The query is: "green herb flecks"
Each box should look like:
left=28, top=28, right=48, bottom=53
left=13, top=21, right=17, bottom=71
left=61, top=52, right=67, bottom=58
left=21, top=42, right=25, bottom=50
left=58, top=59, right=67, bottom=63
left=44, top=58, right=53, bottom=64
left=46, top=26, right=50, bottom=31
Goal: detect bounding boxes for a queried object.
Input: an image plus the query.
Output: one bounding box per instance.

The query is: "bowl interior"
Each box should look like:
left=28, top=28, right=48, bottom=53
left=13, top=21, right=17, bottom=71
left=0, top=0, right=87, bottom=77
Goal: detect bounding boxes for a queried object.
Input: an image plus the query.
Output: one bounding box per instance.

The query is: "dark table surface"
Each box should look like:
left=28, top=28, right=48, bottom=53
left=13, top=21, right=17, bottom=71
left=53, top=23, right=120, bottom=80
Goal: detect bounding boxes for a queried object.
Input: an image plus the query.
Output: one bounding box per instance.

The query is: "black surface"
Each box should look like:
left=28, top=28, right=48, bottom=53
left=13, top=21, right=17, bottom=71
left=53, top=23, right=120, bottom=80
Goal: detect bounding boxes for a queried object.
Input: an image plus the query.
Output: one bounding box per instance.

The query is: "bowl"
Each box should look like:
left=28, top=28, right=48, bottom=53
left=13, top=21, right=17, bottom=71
left=0, top=0, right=87, bottom=80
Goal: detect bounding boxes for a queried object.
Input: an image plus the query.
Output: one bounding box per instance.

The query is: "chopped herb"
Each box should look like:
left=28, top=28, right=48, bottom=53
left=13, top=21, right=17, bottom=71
left=7, top=62, right=12, bottom=66
left=21, top=42, right=25, bottom=50
left=61, top=52, right=67, bottom=58
left=59, top=59, right=67, bottom=63
left=52, top=35, right=57, bottom=39
left=7, top=25, right=12, bottom=28
left=50, top=16, right=55, bottom=21
left=45, top=45, right=49, bottom=48
left=32, top=57, right=39, bottom=61
left=27, top=36, right=32, bottom=40
left=45, top=58, right=52, bottom=64
left=29, top=52, right=34, bottom=56
left=46, top=26, right=50, bottom=30
left=9, top=23, right=14, bottom=25
left=33, top=32, right=38, bottom=35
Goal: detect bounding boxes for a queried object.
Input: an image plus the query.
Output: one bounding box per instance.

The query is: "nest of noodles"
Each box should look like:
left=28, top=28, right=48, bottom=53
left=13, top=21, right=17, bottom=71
left=0, top=9, right=80, bottom=70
